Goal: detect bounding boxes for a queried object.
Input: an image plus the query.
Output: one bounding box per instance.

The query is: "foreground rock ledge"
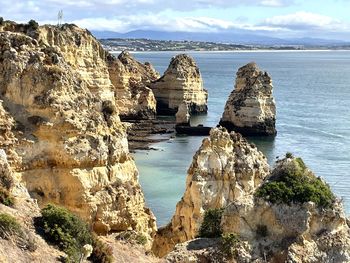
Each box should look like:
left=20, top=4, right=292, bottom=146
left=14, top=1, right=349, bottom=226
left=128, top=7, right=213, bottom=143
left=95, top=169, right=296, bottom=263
left=220, top=62, right=277, bottom=136
left=151, top=54, right=208, bottom=115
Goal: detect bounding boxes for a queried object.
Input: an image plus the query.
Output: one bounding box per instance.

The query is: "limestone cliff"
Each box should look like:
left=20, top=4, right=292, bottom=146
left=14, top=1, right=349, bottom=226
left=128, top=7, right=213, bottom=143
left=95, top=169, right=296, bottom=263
left=160, top=136, right=350, bottom=262
left=220, top=156, right=350, bottom=262
left=0, top=21, right=156, bottom=244
left=0, top=145, right=63, bottom=262
left=152, top=127, right=270, bottom=257
left=151, top=54, right=208, bottom=115
left=154, top=127, right=350, bottom=262
left=108, top=51, right=159, bottom=120
left=220, top=62, right=276, bottom=136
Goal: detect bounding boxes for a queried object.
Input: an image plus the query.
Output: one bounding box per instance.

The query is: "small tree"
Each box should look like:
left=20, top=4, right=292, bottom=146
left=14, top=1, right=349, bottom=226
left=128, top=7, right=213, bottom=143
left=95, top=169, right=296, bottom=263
left=28, top=19, right=39, bottom=30
left=198, top=208, right=224, bottom=238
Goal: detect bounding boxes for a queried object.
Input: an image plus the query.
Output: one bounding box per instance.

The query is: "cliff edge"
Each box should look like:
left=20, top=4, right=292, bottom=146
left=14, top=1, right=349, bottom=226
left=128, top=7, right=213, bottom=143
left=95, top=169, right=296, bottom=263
left=0, top=20, right=156, bottom=246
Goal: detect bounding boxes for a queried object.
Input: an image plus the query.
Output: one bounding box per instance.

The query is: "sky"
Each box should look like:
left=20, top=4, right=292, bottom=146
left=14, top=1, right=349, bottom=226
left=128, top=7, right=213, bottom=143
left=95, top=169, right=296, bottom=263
left=1, top=0, right=350, bottom=40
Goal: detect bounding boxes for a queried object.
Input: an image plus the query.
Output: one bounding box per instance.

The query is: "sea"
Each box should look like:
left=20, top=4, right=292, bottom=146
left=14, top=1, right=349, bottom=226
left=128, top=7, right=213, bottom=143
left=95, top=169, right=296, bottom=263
left=128, top=51, right=350, bottom=227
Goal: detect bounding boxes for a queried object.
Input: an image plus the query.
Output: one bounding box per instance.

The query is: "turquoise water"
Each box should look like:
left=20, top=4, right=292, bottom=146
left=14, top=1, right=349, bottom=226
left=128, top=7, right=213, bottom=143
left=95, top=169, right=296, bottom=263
left=131, top=51, right=350, bottom=227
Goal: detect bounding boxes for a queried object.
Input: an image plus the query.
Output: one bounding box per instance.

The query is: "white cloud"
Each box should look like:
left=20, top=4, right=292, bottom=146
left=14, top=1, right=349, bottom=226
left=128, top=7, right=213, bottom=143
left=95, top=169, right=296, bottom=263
left=68, top=15, right=286, bottom=33
left=0, top=0, right=294, bottom=21
left=263, top=11, right=349, bottom=31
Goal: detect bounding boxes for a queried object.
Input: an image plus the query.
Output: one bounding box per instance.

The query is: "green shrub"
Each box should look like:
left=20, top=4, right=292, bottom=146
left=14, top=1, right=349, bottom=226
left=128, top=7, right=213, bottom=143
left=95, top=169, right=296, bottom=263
left=256, top=157, right=335, bottom=208
left=256, top=224, right=268, bottom=238
left=0, top=17, right=4, bottom=25
left=285, top=152, right=293, bottom=159
left=198, top=208, right=224, bottom=238
left=39, top=204, right=92, bottom=262
left=115, top=230, right=148, bottom=246
left=135, top=234, right=148, bottom=246
left=0, top=186, right=14, bottom=206
left=0, top=169, right=13, bottom=190
left=27, top=19, right=39, bottom=30
left=220, top=233, right=240, bottom=258
left=0, top=213, right=22, bottom=238
left=0, top=213, right=37, bottom=251
left=89, top=234, right=113, bottom=263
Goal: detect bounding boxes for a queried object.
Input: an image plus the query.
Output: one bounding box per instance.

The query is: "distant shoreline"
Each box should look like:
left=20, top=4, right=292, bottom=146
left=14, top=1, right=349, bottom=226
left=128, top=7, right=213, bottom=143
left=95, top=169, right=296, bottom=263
left=101, top=38, right=350, bottom=53
left=110, top=49, right=350, bottom=54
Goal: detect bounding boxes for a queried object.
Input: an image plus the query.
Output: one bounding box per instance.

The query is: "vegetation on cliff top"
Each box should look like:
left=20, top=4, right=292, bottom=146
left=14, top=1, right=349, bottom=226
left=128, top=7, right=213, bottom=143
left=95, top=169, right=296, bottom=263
left=0, top=213, right=36, bottom=251
left=39, top=204, right=92, bottom=262
left=37, top=204, right=113, bottom=262
left=0, top=164, right=14, bottom=207
left=198, top=208, right=224, bottom=238
left=256, top=154, right=335, bottom=208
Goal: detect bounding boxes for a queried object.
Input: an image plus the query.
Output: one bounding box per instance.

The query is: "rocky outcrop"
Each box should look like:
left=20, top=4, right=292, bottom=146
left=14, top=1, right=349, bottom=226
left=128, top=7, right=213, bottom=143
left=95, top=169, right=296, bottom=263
left=0, top=21, right=156, bottom=245
left=151, top=54, right=208, bottom=115
left=154, top=126, right=350, bottom=261
left=219, top=62, right=276, bottom=136
left=108, top=51, right=159, bottom=120
left=175, top=102, right=190, bottom=126
left=220, top=156, right=350, bottom=263
left=152, top=127, right=270, bottom=257
left=161, top=145, right=350, bottom=262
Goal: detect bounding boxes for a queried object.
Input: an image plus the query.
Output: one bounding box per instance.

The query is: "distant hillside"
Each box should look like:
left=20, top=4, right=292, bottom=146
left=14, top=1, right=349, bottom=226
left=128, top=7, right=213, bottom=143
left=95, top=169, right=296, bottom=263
left=92, top=29, right=348, bottom=46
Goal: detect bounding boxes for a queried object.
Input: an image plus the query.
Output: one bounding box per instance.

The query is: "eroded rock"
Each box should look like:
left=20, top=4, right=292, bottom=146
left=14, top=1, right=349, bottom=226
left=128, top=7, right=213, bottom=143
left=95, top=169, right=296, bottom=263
left=175, top=102, right=190, bottom=126
left=108, top=51, right=159, bottom=120
left=152, top=127, right=269, bottom=257
left=151, top=54, right=208, bottom=115
left=220, top=62, right=276, bottom=136
left=0, top=22, right=156, bottom=245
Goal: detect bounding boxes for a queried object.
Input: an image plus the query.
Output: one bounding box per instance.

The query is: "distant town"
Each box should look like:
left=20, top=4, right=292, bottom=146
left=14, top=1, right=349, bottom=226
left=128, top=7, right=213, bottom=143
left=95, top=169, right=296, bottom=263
left=100, top=38, right=350, bottom=52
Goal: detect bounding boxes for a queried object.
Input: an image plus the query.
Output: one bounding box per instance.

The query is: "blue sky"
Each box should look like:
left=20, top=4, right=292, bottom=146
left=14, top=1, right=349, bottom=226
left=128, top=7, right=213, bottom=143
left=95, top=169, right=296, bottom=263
left=1, top=0, right=350, bottom=40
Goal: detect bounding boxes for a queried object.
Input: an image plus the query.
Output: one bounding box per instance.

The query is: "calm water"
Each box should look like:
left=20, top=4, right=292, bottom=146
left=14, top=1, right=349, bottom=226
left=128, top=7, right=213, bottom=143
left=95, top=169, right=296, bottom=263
left=130, top=51, right=350, bottom=227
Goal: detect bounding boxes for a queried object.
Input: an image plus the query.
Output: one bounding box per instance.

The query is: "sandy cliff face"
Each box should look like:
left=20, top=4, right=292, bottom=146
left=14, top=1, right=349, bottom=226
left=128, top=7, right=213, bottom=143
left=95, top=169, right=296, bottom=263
left=151, top=54, right=208, bottom=114
left=220, top=62, right=276, bottom=136
left=152, top=127, right=269, bottom=257
left=0, top=22, right=156, bottom=243
left=108, top=51, right=159, bottom=120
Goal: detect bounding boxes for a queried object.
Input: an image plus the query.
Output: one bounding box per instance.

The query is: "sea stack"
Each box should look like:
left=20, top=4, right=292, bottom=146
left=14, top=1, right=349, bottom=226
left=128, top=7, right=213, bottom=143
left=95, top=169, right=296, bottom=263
left=175, top=102, right=190, bottom=126
left=152, top=127, right=270, bottom=257
left=108, top=50, right=160, bottom=120
left=153, top=128, right=350, bottom=262
left=219, top=62, right=276, bottom=136
left=151, top=54, right=208, bottom=115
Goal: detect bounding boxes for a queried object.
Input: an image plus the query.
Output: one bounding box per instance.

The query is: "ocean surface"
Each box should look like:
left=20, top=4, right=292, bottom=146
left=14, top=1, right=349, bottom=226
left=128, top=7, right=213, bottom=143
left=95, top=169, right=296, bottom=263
left=129, top=51, right=350, bottom=227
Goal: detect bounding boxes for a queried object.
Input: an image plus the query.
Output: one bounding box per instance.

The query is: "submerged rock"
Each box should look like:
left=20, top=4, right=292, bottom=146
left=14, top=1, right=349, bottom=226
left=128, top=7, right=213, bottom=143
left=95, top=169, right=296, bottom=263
left=219, top=62, right=276, bottom=136
left=0, top=22, right=156, bottom=245
left=151, top=54, right=208, bottom=115
left=152, top=127, right=269, bottom=257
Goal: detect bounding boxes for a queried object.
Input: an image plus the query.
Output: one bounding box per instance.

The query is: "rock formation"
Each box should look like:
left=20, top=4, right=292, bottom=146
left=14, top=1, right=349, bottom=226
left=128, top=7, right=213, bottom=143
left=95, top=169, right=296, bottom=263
left=152, top=127, right=270, bottom=257
left=157, top=131, right=350, bottom=262
left=175, top=102, right=190, bottom=126
left=151, top=54, right=208, bottom=115
left=220, top=62, right=276, bottom=136
left=220, top=156, right=350, bottom=262
left=0, top=21, right=156, bottom=245
left=108, top=51, right=159, bottom=120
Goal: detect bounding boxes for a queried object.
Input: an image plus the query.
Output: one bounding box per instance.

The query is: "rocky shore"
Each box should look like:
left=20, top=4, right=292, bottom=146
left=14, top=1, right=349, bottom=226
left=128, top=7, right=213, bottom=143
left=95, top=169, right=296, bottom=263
left=0, top=19, right=349, bottom=263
